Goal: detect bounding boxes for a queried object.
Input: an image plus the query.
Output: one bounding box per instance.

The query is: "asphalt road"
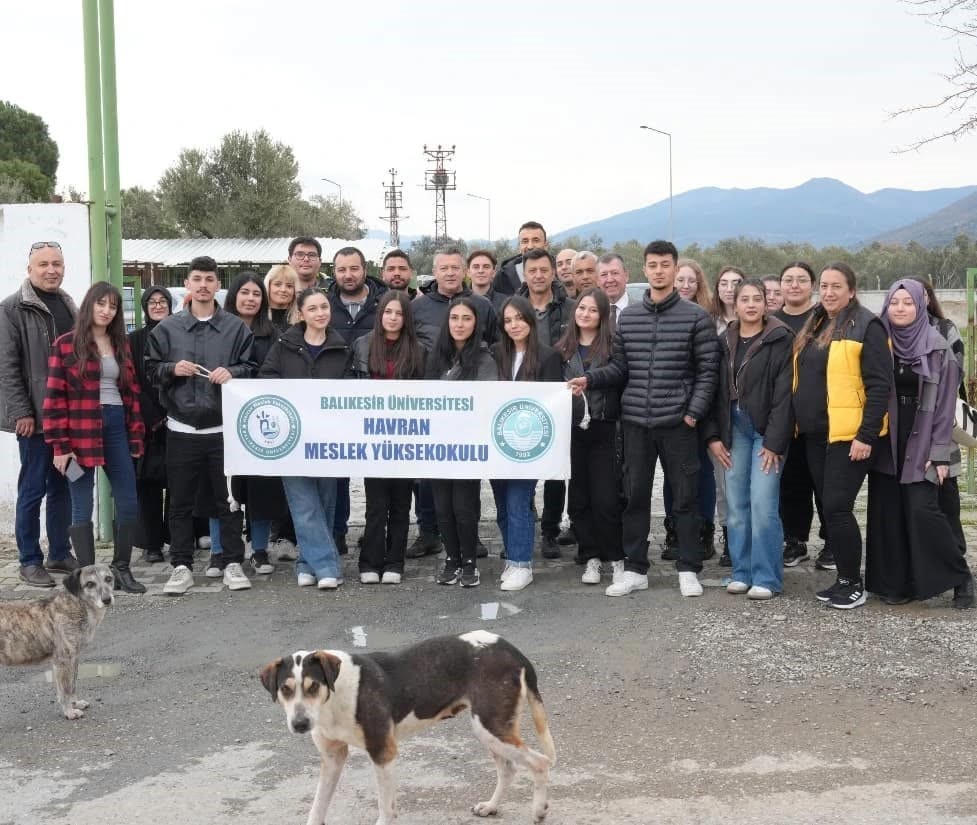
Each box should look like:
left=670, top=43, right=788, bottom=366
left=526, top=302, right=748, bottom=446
left=2, top=545, right=976, bottom=825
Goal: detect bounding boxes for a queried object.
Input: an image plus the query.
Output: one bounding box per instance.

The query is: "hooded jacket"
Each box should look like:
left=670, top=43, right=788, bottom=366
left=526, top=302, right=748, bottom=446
left=145, top=306, right=255, bottom=429
left=128, top=286, right=173, bottom=430
left=0, top=279, right=79, bottom=433
left=326, top=276, right=387, bottom=346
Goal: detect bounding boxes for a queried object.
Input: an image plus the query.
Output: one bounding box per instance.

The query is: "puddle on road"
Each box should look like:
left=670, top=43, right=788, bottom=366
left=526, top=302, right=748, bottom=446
left=346, top=626, right=412, bottom=649
left=479, top=601, right=522, bottom=621
left=40, top=662, right=122, bottom=683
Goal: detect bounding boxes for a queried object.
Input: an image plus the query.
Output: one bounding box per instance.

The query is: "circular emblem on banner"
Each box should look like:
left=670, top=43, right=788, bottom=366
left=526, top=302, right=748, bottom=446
left=492, top=398, right=554, bottom=462
left=237, top=395, right=301, bottom=460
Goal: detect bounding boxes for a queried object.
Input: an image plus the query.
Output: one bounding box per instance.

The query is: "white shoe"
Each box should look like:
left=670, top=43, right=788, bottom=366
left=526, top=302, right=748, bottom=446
left=360, top=571, right=380, bottom=584
left=747, top=585, right=775, bottom=600
left=318, top=577, right=342, bottom=590
left=679, top=571, right=703, bottom=597
left=205, top=555, right=223, bottom=578
left=274, top=539, right=298, bottom=562
left=223, top=562, right=252, bottom=591
left=500, top=566, right=533, bottom=592
left=605, top=571, right=649, bottom=597
left=610, top=560, right=625, bottom=585
left=197, top=536, right=212, bottom=550
left=297, top=573, right=316, bottom=587
left=381, top=571, right=402, bottom=584
left=500, top=565, right=514, bottom=583
left=581, top=558, right=602, bottom=585
left=163, top=565, right=194, bottom=595
left=726, top=580, right=750, bottom=595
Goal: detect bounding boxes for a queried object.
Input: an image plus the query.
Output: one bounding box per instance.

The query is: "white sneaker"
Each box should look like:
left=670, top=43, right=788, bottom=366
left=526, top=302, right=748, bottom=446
left=163, top=565, right=194, bottom=595
left=610, top=560, right=625, bottom=585
left=726, top=580, right=750, bottom=595
left=605, top=571, right=649, bottom=597
left=747, top=585, right=775, bottom=600
left=205, top=555, right=223, bottom=578
left=381, top=571, right=402, bottom=584
left=318, top=577, right=342, bottom=590
left=274, top=539, right=298, bottom=562
left=581, top=558, right=602, bottom=585
left=360, top=571, right=380, bottom=584
left=679, top=571, right=703, bottom=597
left=500, top=566, right=533, bottom=591
left=223, top=562, right=252, bottom=591
left=500, top=565, right=514, bottom=582
left=297, top=573, right=316, bottom=587
left=197, top=536, right=212, bottom=550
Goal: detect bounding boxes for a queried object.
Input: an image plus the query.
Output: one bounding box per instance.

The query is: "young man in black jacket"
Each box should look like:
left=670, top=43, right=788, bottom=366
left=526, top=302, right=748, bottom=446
left=570, top=240, right=719, bottom=598
left=146, top=256, right=256, bottom=595
left=491, top=220, right=548, bottom=296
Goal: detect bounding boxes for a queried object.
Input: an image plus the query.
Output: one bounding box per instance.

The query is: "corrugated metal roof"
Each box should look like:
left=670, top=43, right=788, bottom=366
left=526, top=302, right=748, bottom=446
left=121, top=237, right=390, bottom=266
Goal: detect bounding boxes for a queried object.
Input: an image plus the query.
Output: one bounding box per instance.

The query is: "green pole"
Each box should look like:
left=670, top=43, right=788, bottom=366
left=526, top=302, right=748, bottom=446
left=967, top=268, right=977, bottom=496
left=99, top=0, right=123, bottom=290
left=82, top=0, right=107, bottom=283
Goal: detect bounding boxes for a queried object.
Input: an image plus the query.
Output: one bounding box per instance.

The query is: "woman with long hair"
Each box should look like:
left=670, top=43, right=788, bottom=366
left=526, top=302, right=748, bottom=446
left=705, top=280, right=794, bottom=600
left=425, top=295, right=497, bottom=588
left=865, top=279, right=974, bottom=607
left=557, top=288, right=624, bottom=586
left=351, top=291, right=427, bottom=584
left=264, top=264, right=299, bottom=332
left=675, top=258, right=713, bottom=309
left=792, top=262, right=892, bottom=610
left=491, top=296, right=563, bottom=592
left=259, top=288, right=351, bottom=589
left=43, top=282, right=146, bottom=593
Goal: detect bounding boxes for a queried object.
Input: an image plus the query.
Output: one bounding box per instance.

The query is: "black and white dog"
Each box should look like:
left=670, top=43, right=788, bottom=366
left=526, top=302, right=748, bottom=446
left=260, top=630, right=556, bottom=824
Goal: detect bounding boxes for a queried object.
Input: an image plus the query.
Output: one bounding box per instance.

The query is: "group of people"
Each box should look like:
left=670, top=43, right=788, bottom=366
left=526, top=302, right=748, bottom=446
left=0, top=225, right=972, bottom=610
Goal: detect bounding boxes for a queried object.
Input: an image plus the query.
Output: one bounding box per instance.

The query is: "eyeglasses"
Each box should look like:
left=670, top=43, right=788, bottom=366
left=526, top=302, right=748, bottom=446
left=291, top=252, right=320, bottom=261
left=782, top=278, right=811, bottom=286
left=30, top=241, right=62, bottom=253
left=147, top=299, right=169, bottom=308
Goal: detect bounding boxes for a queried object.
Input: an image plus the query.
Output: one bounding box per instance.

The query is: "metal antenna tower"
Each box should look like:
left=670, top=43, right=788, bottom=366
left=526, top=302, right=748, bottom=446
left=380, top=168, right=407, bottom=248
left=423, top=144, right=456, bottom=246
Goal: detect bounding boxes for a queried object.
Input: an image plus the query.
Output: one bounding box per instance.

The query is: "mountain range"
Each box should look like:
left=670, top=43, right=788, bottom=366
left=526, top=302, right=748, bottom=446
left=552, top=178, right=977, bottom=249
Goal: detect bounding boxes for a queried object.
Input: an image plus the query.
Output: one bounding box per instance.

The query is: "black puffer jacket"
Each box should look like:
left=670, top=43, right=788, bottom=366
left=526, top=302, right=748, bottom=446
left=515, top=280, right=574, bottom=346
left=701, top=317, right=795, bottom=456
left=586, top=289, right=719, bottom=429
left=563, top=349, right=621, bottom=424
left=326, top=276, right=387, bottom=346
left=259, top=324, right=351, bottom=380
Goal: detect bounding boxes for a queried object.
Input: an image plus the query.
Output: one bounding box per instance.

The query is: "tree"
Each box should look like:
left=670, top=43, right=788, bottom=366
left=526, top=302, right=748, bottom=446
left=0, top=101, right=58, bottom=191
left=408, top=236, right=469, bottom=276
left=157, top=130, right=365, bottom=239
left=894, top=0, right=977, bottom=149
left=0, top=175, right=28, bottom=204
left=0, top=158, right=53, bottom=202
left=120, top=186, right=179, bottom=238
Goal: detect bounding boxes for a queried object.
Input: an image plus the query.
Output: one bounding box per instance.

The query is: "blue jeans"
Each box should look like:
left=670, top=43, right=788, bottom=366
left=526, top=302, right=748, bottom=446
left=490, top=479, right=536, bottom=567
left=282, top=477, right=340, bottom=580
left=725, top=405, right=784, bottom=592
left=68, top=406, right=139, bottom=526
left=16, top=434, right=71, bottom=566
left=209, top=516, right=270, bottom=555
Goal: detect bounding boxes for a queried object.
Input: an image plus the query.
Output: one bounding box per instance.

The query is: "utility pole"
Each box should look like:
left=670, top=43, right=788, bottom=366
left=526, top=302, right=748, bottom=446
left=423, top=144, right=456, bottom=246
left=380, top=168, right=407, bottom=249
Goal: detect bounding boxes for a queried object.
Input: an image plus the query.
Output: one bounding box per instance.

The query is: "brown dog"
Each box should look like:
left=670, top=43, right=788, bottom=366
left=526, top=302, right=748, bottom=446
left=0, top=564, right=115, bottom=719
left=260, top=630, right=556, bottom=824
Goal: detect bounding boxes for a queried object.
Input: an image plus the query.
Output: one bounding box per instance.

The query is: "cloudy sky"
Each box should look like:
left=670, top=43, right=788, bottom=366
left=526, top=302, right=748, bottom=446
left=3, top=0, right=974, bottom=241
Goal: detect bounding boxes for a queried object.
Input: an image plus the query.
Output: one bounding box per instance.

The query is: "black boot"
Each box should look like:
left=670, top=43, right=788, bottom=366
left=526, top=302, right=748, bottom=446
left=112, top=521, right=146, bottom=594
left=953, top=574, right=975, bottom=609
left=69, top=522, right=96, bottom=567
left=719, top=526, right=731, bottom=567
left=660, top=517, right=678, bottom=560
left=700, top=520, right=716, bottom=560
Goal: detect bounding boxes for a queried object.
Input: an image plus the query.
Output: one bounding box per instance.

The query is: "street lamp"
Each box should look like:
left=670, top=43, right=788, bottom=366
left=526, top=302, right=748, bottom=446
left=639, top=125, right=673, bottom=242
left=321, top=177, right=343, bottom=207
left=466, top=192, right=491, bottom=242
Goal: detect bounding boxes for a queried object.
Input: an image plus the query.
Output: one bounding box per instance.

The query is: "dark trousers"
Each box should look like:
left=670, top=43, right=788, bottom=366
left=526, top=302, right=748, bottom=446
left=413, top=480, right=440, bottom=536
left=621, top=421, right=702, bottom=575
left=431, top=479, right=480, bottom=568
left=166, top=431, right=244, bottom=569
left=663, top=440, right=717, bottom=521
left=779, top=433, right=825, bottom=542
left=568, top=420, right=623, bottom=563
left=361, top=477, right=413, bottom=575
left=135, top=480, right=168, bottom=554
left=939, top=477, right=967, bottom=557
left=866, top=471, right=971, bottom=600
left=540, top=479, right=566, bottom=538
left=334, top=477, right=350, bottom=535
left=806, top=436, right=869, bottom=582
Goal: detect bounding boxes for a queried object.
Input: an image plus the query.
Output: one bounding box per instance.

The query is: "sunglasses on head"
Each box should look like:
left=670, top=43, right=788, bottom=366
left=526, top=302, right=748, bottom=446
left=30, top=241, right=62, bottom=253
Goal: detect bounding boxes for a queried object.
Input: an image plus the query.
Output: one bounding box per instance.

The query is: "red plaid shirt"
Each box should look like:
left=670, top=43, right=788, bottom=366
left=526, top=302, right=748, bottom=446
left=43, top=332, right=145, bottom=466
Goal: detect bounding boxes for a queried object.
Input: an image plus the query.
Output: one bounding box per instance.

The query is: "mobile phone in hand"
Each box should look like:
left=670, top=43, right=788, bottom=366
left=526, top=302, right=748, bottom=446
left=64, top=458, right=85, bottom=482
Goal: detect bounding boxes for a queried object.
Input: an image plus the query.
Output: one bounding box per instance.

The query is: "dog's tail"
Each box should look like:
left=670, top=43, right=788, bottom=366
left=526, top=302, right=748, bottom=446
left=523, top=668, right=557, bottom=766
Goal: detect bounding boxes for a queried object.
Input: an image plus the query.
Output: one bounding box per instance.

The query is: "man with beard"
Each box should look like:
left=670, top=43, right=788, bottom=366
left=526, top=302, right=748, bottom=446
left=381, top=249, right=416, bottom=297
left=288, top=237, right=328, bottom=292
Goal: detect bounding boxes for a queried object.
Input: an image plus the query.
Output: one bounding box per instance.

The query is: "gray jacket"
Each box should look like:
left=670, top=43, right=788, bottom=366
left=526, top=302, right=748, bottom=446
left=0, top=279, right=78, bottom=433
left=145, top=307, right=255, bottom=429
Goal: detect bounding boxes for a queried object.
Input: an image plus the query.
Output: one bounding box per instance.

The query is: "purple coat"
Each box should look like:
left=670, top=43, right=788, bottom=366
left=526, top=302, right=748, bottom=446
left=873, top=340, right=959, bottom=484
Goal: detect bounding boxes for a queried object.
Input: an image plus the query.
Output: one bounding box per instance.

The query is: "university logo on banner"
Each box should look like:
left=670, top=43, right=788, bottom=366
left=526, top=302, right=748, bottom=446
left=492, top=399, right=554, bottom=462
left=237, top=395, right=302, bottom=460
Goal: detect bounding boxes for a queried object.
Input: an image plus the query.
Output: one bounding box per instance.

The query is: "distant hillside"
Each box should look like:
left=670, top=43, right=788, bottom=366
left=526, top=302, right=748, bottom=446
left=870, top=191, right=977, bottom=246
left=552, top=178, right=977, bottom=248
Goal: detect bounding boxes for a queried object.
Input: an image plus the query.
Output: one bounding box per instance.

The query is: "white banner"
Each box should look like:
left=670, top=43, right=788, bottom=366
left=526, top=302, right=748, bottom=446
left=222, top=379, right=572, bottom=480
